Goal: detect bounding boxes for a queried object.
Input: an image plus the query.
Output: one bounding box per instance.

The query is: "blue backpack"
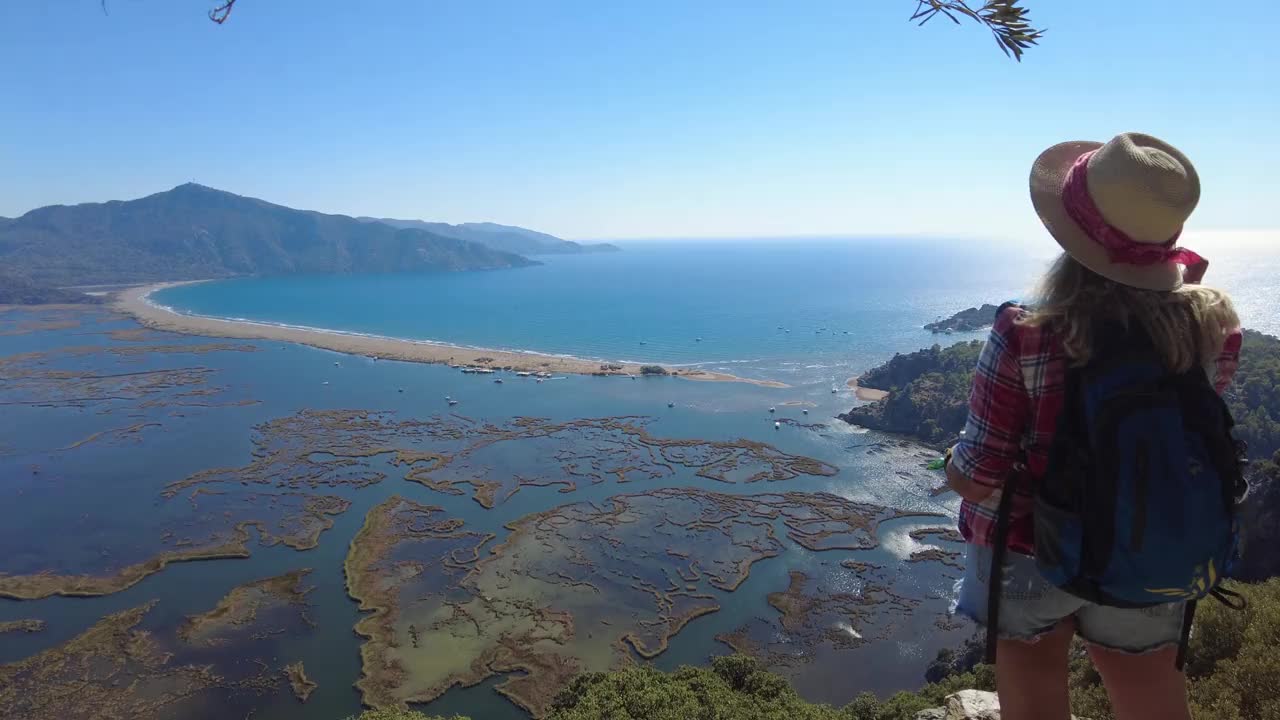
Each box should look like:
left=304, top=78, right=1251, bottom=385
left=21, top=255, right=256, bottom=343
left=984, top=304, right=1247, bottom=667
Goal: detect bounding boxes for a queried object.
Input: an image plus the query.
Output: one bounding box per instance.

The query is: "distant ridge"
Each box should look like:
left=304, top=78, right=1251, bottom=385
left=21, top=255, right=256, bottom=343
left=0, top=184, right=537, bottom=287
left=0, top=271, right=103, bottom=306
left=358, top=216, right=620, bottom=256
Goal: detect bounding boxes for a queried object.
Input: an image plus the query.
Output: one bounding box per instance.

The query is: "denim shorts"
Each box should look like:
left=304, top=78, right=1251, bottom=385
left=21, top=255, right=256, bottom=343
left=954, top=543, right=1185, bottom=654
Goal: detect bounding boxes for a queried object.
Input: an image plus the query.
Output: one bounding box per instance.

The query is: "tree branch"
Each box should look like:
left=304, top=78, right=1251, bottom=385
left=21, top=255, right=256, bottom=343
left=209, top=0, right=238, bottom=25
left=911, top=1, right=1044, bottom=61
left=193, top=1, right=1044, bottom=60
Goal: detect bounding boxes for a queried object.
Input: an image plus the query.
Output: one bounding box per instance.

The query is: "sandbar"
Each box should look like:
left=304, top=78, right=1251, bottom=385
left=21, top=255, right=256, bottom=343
left=115, top=282, right=787, bottom=388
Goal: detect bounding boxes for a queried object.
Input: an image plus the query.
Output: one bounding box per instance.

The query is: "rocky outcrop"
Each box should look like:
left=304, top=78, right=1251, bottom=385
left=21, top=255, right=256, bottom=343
left=915, top=690, right=1087, bottom=720
left=924, top=304, right=1002, bottom=334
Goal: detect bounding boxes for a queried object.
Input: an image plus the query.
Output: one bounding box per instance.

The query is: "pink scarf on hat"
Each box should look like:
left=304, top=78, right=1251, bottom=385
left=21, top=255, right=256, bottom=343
left=1062, top=151, right=1208, bottom=285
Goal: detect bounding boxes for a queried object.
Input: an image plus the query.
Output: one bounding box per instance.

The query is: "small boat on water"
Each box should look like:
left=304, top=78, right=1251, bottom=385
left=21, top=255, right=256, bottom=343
left=831, top=386, right=838, bottom=393
left=695, top=337, right=702, bottom=342
left=768, top=407, right=776, bottom=413
left=476, top=368, right=496, bottom=374
left=398, top=388, right=404, bottom=393
left=774, top=421, right=781, bottom=430
left=448, top=399, right=459, bottom=406
left=322, top=381, right=329, bottom=386
left=536, top=378, right=544, bottom=384
left=802, top=409, right=809, bottom=415
left=667, top=402, right=675, bottom=408
left=516, top=372, right=532, bottom=377
left=494, top=378, right=504, bottom=384
left=334, top=361, right=341, bottom=367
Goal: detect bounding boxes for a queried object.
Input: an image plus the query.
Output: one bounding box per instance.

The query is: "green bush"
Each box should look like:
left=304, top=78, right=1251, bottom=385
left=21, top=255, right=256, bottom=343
left=1227, top=330, right=1280, bottom=460
left=639, top=365, right=669, bottom=375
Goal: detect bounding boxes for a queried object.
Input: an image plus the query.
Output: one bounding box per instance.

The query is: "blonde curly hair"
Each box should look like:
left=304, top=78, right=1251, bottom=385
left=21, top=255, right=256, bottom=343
left=1021, top=253, right=1238, bottom=373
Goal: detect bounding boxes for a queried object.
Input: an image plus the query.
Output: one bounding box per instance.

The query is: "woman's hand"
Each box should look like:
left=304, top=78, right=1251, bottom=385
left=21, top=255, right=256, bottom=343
left=946, top=453, right=996, bottom=504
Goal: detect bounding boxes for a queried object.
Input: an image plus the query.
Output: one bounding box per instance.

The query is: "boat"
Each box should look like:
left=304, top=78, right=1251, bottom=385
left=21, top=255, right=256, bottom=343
left=831, top=386, right=838, bottom=393
left=398, top=388, right=404, bottom=393
left=768, top=407, right=775, bottom=413
left=774, top=421, right=781, bottom=429
left=536, top=378, right=544, bottom=384
left=667, top=402, right=674, bottom=408
left=448, top=399, right=459, bottom=406
left=695, top=337, right=702, bottom=342
left=516, top=372, right=532, bottom=377
left=334, top=361, right=340, bottom=367
left=322, top=381, right=329, bottom=385
left=494, top=378, right=504, bottom=384
left=802, top=409, right=809, bottom=415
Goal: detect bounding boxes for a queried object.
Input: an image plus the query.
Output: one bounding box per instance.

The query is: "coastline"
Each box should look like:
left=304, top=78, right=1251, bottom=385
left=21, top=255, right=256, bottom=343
left=114, top=282, right=788, bottom=388
left=846, top=376, right=890, bottom=402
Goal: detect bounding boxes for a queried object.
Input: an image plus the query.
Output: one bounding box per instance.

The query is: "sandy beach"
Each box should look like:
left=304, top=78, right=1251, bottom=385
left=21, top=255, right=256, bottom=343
left=114, top=282, right=788, bottom=388
left=847, top=376, right=890, bottom=402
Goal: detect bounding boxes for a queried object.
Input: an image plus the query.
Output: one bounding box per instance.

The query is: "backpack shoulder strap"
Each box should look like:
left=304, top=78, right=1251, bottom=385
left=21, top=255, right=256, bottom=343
left=984, top=470, right=1022, bottom=665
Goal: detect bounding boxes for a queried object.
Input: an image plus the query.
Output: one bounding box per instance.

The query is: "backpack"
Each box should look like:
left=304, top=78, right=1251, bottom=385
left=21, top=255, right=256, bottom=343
left=983, top=303, right=1248, bottom=667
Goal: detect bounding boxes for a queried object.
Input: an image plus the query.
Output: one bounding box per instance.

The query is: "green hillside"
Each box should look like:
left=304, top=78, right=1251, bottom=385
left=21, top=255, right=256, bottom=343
left=0, top=184, right=537, bottom=286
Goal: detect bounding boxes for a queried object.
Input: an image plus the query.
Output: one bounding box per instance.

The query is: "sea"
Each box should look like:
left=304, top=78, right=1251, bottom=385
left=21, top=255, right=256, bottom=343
left=2, top=239, right=1275, bottom=720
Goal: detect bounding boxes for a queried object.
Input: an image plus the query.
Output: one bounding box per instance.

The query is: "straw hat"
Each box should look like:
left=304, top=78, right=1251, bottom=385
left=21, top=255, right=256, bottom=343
left=1030, top=132, right=1206, bottom=291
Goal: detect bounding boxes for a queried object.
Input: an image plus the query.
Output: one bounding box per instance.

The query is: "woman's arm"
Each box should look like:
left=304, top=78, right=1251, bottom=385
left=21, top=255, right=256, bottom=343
left=949, top=307, right=1031, bottom=501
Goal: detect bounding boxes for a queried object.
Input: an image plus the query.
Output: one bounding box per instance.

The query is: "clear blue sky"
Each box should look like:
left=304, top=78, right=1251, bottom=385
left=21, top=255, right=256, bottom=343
left=2, top=0, right=1276, bottom=241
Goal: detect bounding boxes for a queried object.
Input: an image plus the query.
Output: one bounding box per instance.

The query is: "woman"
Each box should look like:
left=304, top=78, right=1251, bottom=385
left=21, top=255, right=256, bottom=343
left=945, top=132, right=1242, bottom=720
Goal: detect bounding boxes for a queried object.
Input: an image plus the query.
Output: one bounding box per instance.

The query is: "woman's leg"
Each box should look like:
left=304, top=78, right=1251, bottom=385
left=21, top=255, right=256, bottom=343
left=955, top=544, right=1082, bottom=720
left=1086, top=644, right=1190, bottom=720
left=996, top=619, right=1076, bottom=720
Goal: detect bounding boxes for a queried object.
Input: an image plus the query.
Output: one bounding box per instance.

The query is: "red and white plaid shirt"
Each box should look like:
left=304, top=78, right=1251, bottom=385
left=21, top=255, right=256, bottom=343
left=952, top=305, right=1243, bottom=555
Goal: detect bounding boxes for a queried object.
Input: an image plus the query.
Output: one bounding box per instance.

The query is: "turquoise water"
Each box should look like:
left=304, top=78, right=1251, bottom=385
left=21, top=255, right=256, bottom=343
left=154, top=240, right=1042, bottom=385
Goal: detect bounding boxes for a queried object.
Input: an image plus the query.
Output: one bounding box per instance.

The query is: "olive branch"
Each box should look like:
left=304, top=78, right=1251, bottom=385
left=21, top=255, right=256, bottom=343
left=910, top=1, right=1044, bottom=61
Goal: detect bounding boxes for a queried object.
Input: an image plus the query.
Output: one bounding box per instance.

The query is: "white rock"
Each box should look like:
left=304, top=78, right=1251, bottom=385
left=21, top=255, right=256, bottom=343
left=945, top=690, right=1001, bottom=720
left=919, top=690, right=1083, bottom=720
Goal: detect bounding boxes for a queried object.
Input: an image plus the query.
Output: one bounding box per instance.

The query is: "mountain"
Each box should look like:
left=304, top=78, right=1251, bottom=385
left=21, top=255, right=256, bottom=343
left=358, top=217, right=620, bottom=256
left=0, top=184, right=537, bottom=287
left=0, top=271, right=104, bottom=305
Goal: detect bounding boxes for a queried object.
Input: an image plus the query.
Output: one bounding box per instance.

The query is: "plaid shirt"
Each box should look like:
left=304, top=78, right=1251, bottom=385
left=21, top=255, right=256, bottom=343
left=952, top=305, right=1243, bottom=555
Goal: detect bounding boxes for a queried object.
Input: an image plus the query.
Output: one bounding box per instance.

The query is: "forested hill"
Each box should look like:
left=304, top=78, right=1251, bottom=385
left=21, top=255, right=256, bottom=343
left=839, top=341, right=984, bottom=446
left=0, top=184, right=537, bottom=287
left=842, top=326, right=1280, bottom=462
left=358, top=217, right=620, bottom=256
